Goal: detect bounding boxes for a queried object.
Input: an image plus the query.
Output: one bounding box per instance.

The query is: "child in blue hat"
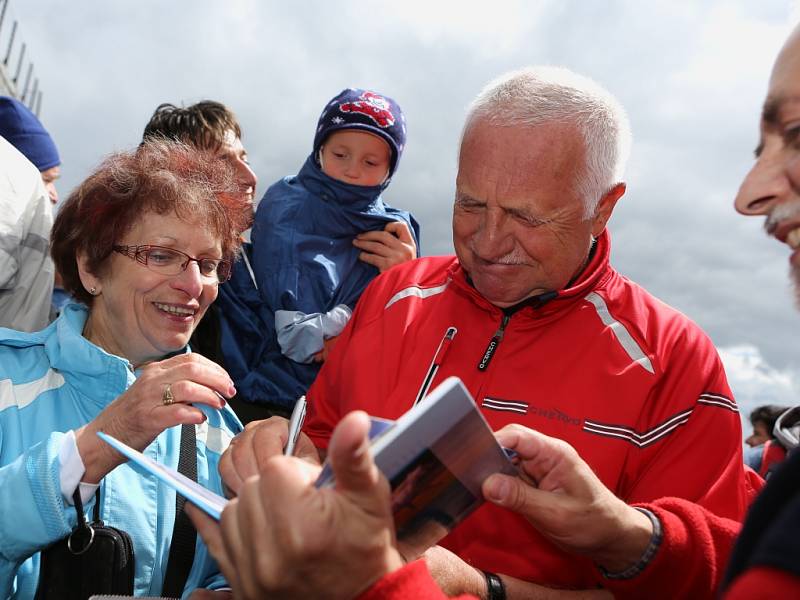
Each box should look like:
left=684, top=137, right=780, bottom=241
left=233, top=89, right=420, bottom=413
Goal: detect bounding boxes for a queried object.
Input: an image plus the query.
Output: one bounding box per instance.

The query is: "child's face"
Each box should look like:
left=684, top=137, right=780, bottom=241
left=320, top=130, right=391, bottom=186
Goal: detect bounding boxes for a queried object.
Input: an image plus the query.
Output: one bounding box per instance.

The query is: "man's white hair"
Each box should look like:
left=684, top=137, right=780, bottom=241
left=463, top=66, right=632, bottom=216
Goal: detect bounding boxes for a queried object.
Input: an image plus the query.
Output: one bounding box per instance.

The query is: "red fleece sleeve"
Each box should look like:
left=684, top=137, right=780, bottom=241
left=724, top=567, right=800, bottom=599
left=601, top=497, right=741, bottom=599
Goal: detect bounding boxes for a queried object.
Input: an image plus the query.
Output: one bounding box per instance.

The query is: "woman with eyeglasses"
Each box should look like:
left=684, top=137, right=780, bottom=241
left=0, top=140, right=250, bottom=598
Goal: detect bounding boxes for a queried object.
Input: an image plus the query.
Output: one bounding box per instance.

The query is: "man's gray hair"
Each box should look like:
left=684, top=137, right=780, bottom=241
left=464, top=66, right=632, bottom=216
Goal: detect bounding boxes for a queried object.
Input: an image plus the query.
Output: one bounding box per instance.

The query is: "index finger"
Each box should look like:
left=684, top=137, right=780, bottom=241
left=495, top=424, right=586, bottom=487
left=165, top=358, right=236, bottom=399
left=158, top=351, right=231, bottom=379
left=384, top=221, right=413, bottom=243
left=221, top=418, right=290, bottom=495
left=355, top=230, right=396, bottom=245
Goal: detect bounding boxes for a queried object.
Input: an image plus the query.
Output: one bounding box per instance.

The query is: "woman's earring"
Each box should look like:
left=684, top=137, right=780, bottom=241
left=90, top=286, right=97, bottom=295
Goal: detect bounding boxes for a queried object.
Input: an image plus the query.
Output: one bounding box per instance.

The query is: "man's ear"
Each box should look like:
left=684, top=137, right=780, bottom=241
left=76, top=251, right=101, bottom=296
left=591, top=182, right=626, bottom=237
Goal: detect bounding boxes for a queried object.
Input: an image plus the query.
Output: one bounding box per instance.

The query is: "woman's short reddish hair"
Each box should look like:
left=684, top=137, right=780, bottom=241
left=51, top=139, right=250, bottom=306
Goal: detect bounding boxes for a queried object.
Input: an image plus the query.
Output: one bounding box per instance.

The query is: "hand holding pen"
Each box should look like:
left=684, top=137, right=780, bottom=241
left=218, top=395, right=319, bottom=496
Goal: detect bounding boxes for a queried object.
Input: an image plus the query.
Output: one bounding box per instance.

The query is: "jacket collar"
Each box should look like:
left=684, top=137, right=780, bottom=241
left=448, top=230, right=613, bottom=320
left=296, top=155, right=386, bottom=209
left=43, top=304, right=134, bottom=407
left=46, top=304, right=188, bottom=408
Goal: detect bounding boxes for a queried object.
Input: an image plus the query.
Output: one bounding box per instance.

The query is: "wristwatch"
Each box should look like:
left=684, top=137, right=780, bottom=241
left=484, top=571, right=506, bottom=600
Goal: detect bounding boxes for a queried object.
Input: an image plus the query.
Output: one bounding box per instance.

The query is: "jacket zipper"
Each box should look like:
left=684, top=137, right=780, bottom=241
left=478, top=314, right=510, bottom=371
left=414, top=326, right=458, bottom=405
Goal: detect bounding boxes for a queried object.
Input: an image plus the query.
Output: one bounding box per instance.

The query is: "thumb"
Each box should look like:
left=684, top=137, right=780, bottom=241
left=329, top=411, right=385, bottom=504
left=482, top=473, right=544, bottom=517
left=384, top=221, right=413, bottom=243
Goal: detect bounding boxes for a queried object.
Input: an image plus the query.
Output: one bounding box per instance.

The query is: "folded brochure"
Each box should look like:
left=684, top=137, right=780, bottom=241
left=97, top=430, right=229, bottom=520
left=97, top=376, right=516, bottom=558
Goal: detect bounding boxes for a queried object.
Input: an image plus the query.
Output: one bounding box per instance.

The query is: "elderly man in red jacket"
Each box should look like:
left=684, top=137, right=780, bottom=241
left=189, top=26, right=800, bottom=600
left=202, top=65, right=752, bottom=599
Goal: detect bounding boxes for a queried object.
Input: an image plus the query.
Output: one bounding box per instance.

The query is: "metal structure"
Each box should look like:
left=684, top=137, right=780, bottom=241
left=0, top=0, right=44, bottom=115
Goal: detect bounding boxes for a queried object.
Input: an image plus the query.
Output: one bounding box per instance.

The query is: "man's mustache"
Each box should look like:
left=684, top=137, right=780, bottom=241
left=764, top=201, right=800, bottom=235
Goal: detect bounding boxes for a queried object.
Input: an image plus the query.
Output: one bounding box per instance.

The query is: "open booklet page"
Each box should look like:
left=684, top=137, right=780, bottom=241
left=96, top=431, right=229, bottom=520
left=97, top=376, right=516, bottom=561
left=95, top=421, right=392, bottom=521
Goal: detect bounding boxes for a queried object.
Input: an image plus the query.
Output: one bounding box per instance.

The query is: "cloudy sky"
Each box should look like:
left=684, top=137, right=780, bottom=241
left=5, top=0, right=800, bottom=435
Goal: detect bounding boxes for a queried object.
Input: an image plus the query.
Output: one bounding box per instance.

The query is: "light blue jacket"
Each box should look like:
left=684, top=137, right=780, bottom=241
left=0, top=304, right=242, bottom=598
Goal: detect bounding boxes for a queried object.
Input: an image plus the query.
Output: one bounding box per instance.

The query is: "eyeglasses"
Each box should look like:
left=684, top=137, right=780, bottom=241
left=112, top=245, right=232, bottom=283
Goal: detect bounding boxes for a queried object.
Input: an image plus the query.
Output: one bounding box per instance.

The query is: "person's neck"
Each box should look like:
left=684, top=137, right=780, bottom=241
left=564, top=236, right=598, bottom=289
left=83, top=308, right=152, bottom=369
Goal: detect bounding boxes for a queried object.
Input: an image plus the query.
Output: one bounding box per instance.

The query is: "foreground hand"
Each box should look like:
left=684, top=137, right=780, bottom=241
left=75, top=353, right=233, bottom=483
left=353, top=221, right=416, bottom=273
left=218, top=416, right=320, bottom=496
left=482, top=425, right=653, bottom=573
left=423, top=545, right=486, bottom=597
left=187, top=590, right=233, bottom=599
left=424, top=545, right=614, bottom=599
left=190, top=410, right=404, bottom=600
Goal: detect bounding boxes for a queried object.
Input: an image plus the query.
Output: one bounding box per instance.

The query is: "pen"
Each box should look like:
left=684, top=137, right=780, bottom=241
left=413, top=327, right=457, bottom=406
left=284, top=395, right=307, bottom=456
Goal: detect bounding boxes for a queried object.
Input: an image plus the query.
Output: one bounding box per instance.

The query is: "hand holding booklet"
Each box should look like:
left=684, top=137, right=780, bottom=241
left=97, top=376, right=517, bottom=559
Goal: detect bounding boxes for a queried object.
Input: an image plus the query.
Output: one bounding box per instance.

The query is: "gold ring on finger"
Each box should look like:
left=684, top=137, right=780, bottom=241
left=162, top=383, right=174, bottom=406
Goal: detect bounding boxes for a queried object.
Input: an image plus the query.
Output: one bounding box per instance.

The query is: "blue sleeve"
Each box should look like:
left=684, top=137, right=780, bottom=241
left=0, top=432, right=84, bottom=596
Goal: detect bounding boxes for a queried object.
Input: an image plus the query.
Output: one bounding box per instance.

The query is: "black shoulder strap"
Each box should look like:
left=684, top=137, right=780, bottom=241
left=162, top=423, right=198, bottom=598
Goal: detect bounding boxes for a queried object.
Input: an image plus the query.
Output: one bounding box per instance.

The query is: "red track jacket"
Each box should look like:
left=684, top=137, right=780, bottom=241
left=305, top=231, right=749, bottom=595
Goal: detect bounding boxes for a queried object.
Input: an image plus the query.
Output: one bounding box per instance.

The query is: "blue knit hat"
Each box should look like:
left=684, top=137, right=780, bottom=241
left=313, top=88, right=406, bottom=178
left=0, top=96, right=60, bottom=171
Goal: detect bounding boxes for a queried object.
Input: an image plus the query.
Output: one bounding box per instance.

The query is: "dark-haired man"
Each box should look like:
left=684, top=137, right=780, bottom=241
left=143, top=101, right=285, bottom=421
left=144, top=101, right=257, bottom=206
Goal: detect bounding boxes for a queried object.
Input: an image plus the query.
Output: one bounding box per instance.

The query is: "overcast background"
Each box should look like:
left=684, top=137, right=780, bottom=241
left=6, top=0, right=800, bottom=438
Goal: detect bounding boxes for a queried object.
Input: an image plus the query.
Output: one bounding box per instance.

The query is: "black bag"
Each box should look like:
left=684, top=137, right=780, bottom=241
left=34, top=488, right=135, bottom=600
left=34, top=423, right=197, bottom=600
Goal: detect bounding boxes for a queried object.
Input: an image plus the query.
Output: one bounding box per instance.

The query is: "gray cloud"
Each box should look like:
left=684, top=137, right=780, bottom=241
left=8, top=0, right=798, bottom=381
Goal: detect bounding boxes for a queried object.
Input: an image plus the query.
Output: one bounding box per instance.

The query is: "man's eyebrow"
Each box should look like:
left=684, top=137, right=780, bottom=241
left=761, top=94, right=800, bottom=125
left=756, top=95, right=800, bottom=157
left=505, top=206, right=550, bottom=224
left=761, top=96, right=781, bottom=126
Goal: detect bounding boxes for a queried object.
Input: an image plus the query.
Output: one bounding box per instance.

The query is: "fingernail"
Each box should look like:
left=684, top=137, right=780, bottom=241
left=228, top=385, right=237, bottom=398
left=484, top=476, right=509, bottom=504
left=352, top=437, right=370, bottom=461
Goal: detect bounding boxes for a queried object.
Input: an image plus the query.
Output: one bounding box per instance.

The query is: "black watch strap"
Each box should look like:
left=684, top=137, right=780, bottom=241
left=484, top=571, right=506, bottom=600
